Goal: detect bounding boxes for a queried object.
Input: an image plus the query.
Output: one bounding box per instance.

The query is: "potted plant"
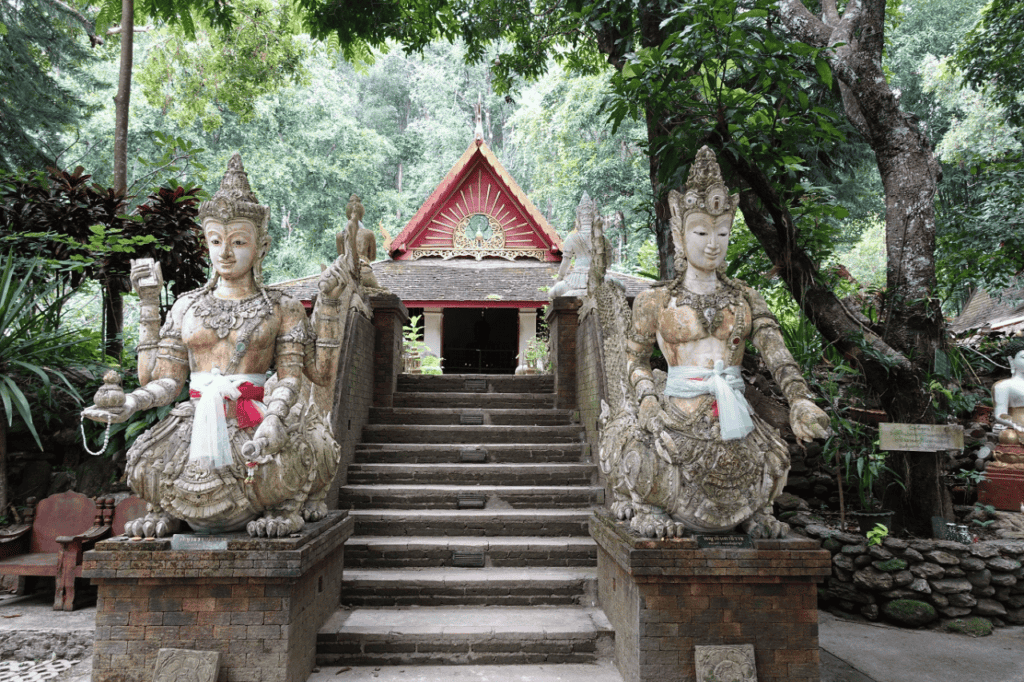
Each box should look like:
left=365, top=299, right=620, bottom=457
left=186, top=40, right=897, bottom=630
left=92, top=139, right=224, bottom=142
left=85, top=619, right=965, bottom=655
left=848, top=450, right=902, bottom=534
left=522, top=336, right=547, bottom=374
left=402, top=315, right=430, bottom=374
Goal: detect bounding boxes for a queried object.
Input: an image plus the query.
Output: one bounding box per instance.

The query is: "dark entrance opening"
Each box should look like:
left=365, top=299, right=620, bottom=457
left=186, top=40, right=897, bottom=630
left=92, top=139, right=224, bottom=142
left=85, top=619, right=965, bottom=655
left=443, top=307, right=518, bottom=374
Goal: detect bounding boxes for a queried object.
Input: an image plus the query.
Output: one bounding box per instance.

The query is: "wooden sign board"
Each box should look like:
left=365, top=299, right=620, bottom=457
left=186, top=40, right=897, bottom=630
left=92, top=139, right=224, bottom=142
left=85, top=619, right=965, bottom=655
left=879, top=423, right=964, bottom=452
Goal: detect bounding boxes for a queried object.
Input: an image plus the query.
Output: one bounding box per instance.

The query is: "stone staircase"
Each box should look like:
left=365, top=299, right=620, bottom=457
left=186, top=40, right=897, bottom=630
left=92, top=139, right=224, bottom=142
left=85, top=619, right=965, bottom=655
left=317, top=373, right=615, bottom=669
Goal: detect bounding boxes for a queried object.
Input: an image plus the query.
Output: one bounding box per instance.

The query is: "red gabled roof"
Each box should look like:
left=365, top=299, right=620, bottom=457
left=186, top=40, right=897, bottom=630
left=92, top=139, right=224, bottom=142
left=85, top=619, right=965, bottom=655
left=389, top=139, right=562, bottom=262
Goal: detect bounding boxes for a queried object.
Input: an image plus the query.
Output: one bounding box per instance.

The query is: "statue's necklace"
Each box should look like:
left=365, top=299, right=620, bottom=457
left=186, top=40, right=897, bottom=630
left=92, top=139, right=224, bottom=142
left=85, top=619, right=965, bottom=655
left=673, top=283, right=740, bottom=335
left=193, top=291, right=275, bottom=372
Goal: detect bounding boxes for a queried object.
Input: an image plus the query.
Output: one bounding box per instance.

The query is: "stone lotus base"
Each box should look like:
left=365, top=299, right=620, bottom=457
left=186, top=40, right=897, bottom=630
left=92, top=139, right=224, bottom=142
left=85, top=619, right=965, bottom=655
left=83, top=511, right=353, bottom=682
left=590, top=510, right=830, bottom=682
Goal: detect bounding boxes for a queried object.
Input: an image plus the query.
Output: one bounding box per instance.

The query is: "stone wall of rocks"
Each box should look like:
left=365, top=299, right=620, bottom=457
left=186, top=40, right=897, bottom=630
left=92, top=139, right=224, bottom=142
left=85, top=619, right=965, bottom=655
left=798, top=523, right=1024, bottom=627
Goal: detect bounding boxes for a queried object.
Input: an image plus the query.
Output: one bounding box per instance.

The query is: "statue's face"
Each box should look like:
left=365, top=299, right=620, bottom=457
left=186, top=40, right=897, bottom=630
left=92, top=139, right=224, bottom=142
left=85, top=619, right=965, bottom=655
left=683, top=211, right=731, bottom=272
left=205, top=218, right=259, bottom=282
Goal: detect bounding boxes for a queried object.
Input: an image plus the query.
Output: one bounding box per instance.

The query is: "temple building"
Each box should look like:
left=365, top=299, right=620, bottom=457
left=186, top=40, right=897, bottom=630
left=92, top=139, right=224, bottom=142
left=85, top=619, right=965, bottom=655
left=280, top=118, right=651, bottom=374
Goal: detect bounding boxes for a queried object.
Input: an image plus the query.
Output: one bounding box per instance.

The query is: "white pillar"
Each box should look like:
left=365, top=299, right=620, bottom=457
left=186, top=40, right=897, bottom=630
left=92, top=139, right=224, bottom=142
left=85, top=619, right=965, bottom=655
left=517, top=308, right=537, bottom=371
left=423, top=308, right=443, bottom=359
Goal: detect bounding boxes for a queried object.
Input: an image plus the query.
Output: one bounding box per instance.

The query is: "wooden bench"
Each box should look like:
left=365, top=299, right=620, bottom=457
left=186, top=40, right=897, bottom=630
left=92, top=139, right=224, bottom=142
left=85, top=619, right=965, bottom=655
left=0, top=491, right=111, bottom=610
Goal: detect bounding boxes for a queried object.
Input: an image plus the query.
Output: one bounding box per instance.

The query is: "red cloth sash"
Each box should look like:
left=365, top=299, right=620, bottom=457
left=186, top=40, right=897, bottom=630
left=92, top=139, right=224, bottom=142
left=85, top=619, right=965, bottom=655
left=189, top=382, right=266, bottom=429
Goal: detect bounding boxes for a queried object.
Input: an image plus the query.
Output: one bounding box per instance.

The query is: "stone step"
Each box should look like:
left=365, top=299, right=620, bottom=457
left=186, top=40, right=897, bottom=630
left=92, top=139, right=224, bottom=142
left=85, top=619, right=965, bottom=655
left=354, top=443, right=586, bottom=464
left=368, top=407, right=574, bottom=426
left=393, top=392, right=556, bottom=409
left=344, top=535, right=598, bottom=568
left=360, top=424, right=583, bottom=444
left=307, top=663, right=625, bottom=682
left=346, top=463, right=595, bottom=486
left=349, top=509, right=592, bottom=537
left=316, top=606, right=614, bottom=666
left=397, top=374, right=554, bottom=395
left=339, top=484, right=604, bottom=510
left=341, top=567, right=598, bottom=607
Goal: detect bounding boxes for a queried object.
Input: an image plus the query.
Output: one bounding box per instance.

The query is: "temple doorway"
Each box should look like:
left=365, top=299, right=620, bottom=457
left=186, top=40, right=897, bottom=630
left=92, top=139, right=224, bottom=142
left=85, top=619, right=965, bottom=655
left=442, top=308, right=518, bottom=374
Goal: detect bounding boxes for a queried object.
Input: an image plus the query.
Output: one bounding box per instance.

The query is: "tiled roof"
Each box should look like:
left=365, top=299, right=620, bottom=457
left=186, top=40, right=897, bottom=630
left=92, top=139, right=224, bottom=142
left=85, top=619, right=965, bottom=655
left=271, top=259, right=654, bottom=306
left=950, top=284, right=1024, bottom=334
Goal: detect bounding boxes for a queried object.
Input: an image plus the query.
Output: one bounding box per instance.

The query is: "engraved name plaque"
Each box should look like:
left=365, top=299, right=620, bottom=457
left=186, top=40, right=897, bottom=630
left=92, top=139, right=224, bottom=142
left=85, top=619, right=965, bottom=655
left=695, top=534, right=752, bottom=549
left=170, top=534, right=230, bottom=551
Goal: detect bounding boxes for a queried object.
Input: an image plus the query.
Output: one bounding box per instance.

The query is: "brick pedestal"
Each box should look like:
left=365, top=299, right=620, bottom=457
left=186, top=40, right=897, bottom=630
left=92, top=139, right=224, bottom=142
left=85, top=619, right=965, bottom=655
left=978, top=464, right=1024, bottom=511
left=83, top=512, right=353, bottom=682
left=547, top=297, right=581, bottom=410
left=590, top=510, right=830, bottom=682
left=370, top=293, right=409, bottom=408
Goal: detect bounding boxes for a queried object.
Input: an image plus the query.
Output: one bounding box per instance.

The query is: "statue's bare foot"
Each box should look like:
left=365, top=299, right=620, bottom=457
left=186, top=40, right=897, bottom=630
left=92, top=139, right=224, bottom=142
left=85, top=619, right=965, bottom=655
left=742, top=511, right=789, bottom=539
left=302, top=500, right=328, bottom=522
left=124, top=512, right=179, bottom=539
left=247, top=513, right=304, bottom=538
left=610, top=497, right=635, bottom=521
left=630, top=510, right=688, bottom=538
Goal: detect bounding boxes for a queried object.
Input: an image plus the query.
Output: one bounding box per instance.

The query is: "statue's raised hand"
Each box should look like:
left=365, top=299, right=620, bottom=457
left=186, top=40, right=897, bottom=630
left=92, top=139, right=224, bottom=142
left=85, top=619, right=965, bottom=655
left=318, top=255, right=348, bottom=300
left=82, top=396, right=138, bottom=425
left=130, top=258, right=163, bottom=302
left=790, top=398, right=830, bottom=443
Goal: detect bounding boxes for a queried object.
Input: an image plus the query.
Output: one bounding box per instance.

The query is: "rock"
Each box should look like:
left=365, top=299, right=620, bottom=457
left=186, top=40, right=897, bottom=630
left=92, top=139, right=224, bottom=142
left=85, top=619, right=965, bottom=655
left=841, top=544, right=868, bottom=556
left=972, top=586, right=996, bottom=598
left=908, top=578, right=931, bottom=594
left=968, top=544, right=1000, bottom=559
left=939, top=607, right=974, bottom=618
left=868, top=545, right=893, bottom=561
left=1007, top=595, right=1024, bottom=609
left=930, top=578, right=973, bottom=594
left=974, top=598, right=1007, bottom=617
left=926, top=550, right=961, bottom=566
left=893, top=570, right=914, bottom=587
left=873, top=558, right=909, bottom=573
left=788, top=512, right=818, bottom=529
left=1006, top=608, right=1024, bottom=625
left=991, top=573, right=1018, bottom=587
left=774, top=492, right=809, bottom=511
left=833, top=554, right=855, bottom=572
left=829, top=581, right=875, bottom=605
left=987, top=557, right=1022, bottom=572
left=995, top=587, right=1013, bottom=602
left=882, top=599, right=938, bottom=627
left=883, top=537, right=908, bottom=551
left=911, top=563, right=945, bottom=580
left=902, top=548, right=924, bottom=563
left=860, top=603, right=879, bottom=620
left=942, top=616, right=993, bottom=636
left=930, top=592, right=949, bottom=608
left=966, top=569, right=992, bottom=588
left=834, top=532, right=865, bottom=545
left=961, top=557, right=987, bottom=572
left=821, top=536, right=843, bottom=554
left=833, top=566, right=853, bottom=582
left=803, top=524, right=833, bottom=539
left=944, top=567, right=966, bottom=578
left=854, top=567, right=895, bottom=592
left=854, top=555, right=873, bottom=568
left=881, top=589, right=921, bottom=600
left=946, top=592, right=977, bottom=608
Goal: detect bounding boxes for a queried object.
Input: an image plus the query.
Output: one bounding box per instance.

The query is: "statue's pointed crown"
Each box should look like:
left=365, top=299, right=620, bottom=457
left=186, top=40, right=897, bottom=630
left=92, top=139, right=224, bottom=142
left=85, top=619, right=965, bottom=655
left=197, top=153, right=270, bottom=237
left=676, top=145, right=739, bottom=219
left=576, top=191, right=596, bottom=235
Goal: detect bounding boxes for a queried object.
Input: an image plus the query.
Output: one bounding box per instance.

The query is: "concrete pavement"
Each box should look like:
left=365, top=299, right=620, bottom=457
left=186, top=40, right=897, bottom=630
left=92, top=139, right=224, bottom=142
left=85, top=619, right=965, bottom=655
left=1, top=593, right=1022, bottom=682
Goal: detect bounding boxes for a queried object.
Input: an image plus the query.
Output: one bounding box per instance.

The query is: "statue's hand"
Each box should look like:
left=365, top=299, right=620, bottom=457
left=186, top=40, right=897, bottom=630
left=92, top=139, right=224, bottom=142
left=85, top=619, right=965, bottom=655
left=82, top=396, right=137, bottom=425
left=246, top=414, right=287, bottom=461
left=318, top=256, right=348, bottom=300
left=638, top=394, right=666, bottom=433
left=790, top=398, right=830, bottom=443
left=130, top=258, right=163, bottom=302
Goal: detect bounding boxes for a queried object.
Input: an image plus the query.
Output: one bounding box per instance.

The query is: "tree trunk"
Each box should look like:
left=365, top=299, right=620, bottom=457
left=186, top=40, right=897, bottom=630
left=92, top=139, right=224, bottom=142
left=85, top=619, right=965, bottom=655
left=107, top=0, right=133, bottom=359
left=112, top=0, right=134, bottom=196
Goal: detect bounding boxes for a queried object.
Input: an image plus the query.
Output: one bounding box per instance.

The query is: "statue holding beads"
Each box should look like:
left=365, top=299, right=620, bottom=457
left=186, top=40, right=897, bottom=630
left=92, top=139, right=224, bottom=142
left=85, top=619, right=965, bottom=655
left=82, top=153, right=361, bottom=538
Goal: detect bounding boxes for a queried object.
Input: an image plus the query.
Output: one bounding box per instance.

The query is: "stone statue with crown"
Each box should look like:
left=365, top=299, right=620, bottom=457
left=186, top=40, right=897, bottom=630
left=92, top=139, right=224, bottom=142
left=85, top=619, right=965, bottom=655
left=337, top=194, right=381, bottom=289
left=549, top=192, right=612, bottom=300
left=593, top=146, right=829, bottom=538
left=82, top=154, right=362, bottom=538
